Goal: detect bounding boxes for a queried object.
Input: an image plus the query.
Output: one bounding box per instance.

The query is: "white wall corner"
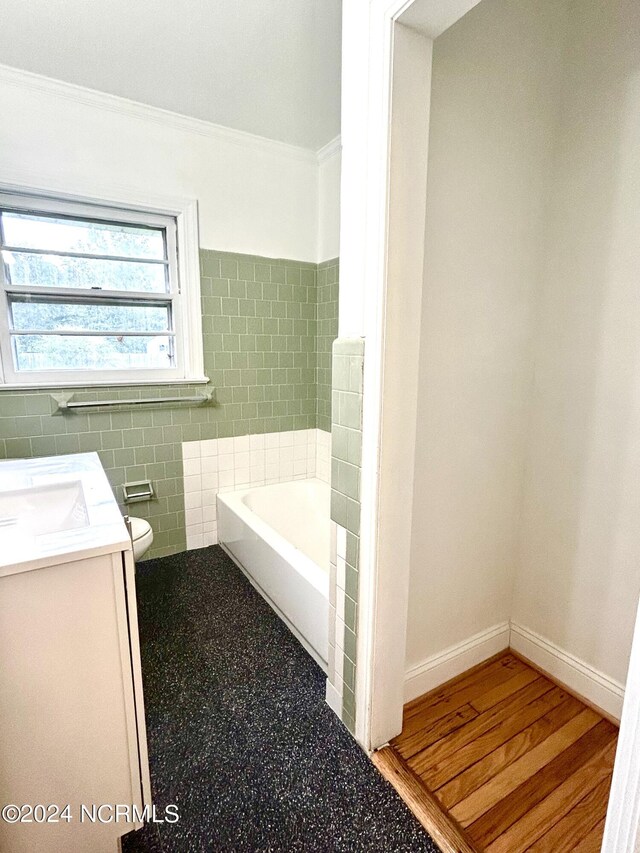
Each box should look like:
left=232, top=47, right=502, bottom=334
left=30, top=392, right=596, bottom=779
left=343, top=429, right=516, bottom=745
left=403, top=622, right=511, bottom=703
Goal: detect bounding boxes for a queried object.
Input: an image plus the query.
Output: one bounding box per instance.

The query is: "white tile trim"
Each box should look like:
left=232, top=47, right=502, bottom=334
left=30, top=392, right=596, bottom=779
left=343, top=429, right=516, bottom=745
left=326, top=518, right=350, bottom=722
left=316, top=428, right=331, bottom=483
left=325, top=680, right=343, bottom=718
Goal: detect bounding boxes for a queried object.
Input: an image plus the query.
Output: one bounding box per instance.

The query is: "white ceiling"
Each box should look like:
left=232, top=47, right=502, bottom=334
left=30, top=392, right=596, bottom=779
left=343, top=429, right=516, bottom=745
left=0, top=0, right=341, bottom=151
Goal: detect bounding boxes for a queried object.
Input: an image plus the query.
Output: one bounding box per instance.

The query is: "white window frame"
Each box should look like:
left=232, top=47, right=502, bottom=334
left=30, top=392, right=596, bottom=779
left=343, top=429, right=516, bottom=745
left=0, top=188, right=206, bottom=388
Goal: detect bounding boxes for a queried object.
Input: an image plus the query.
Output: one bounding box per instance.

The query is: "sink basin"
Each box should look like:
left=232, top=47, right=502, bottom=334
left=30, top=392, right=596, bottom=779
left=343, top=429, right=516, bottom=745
left=0, top=453, right=129, bottom=574
left=0, top=480, right=89, bottom=538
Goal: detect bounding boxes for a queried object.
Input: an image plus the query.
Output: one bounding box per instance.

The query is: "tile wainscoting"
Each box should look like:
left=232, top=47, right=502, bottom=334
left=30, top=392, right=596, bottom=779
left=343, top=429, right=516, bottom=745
left=182, top=428, right=331, bottom=549
left=326, top=338, right=364, bottom=734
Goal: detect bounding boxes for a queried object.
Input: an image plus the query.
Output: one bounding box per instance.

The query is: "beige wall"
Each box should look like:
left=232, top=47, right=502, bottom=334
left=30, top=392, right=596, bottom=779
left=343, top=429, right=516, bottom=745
left=407, top=0, right=568, bottom=667
left=513, top=0, right=640, bottom=685
left=407, top=0, right=640, bottom=689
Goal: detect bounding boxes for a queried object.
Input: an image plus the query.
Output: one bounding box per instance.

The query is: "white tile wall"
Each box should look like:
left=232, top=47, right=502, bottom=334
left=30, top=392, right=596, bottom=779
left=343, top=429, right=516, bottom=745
left=182, top=428, right=331, bottom=550
left=316, top=428, right=331, bottom=483
left=327, top=518, right=347, bottom=711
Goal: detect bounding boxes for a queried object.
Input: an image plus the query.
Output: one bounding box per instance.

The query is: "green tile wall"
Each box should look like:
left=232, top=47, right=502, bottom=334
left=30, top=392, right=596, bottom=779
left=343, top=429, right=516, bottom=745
left=316, top=258, right=339, bottom=432
left=201, top=250, right=318, bottom=434
left=330, top=337, right=364, bottom=732
left=0, top=249, right=339, bottom=559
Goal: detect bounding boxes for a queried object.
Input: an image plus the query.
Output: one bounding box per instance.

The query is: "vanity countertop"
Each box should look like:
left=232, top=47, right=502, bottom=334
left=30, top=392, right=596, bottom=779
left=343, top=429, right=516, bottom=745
left=0, top=452, right=130, bottom=576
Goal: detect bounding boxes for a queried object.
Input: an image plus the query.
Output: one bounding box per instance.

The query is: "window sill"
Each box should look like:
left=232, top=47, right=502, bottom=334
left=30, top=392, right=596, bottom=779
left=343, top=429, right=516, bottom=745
left=0, top=376, right=210, bottom=391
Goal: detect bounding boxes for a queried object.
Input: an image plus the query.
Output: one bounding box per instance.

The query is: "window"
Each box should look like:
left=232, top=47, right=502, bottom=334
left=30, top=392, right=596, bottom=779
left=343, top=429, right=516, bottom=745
left=0, top=192, right=204, bottom=386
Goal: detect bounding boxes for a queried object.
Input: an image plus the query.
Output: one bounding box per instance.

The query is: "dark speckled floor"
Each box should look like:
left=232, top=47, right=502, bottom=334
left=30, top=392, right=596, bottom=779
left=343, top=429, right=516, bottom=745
left=122, top=546, right=439, bottom=852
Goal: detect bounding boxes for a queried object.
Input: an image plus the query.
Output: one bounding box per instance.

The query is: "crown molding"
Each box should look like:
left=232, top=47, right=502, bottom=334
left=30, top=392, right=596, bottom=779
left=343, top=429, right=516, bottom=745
left=317, top=135, right=342, bottom=164
left=0, top=63, right=324, bottom=165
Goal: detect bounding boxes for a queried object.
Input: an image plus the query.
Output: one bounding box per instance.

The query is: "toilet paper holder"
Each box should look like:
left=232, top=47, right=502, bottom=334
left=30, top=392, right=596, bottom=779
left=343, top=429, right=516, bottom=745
left=122, top=480, right=154, bottom=504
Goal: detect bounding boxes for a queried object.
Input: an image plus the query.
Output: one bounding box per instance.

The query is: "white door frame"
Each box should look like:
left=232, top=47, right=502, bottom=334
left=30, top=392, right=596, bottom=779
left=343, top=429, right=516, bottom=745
left=341, top=0, right=483, bottom=753
left=342, top=0, right=640, bottom=849
left=603, top=596, right=640, bottom=851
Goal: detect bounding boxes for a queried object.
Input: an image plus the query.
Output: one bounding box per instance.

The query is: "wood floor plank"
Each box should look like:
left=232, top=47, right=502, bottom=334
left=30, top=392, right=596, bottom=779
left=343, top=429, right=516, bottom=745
left=485, top=740, right=616, bottom=853
left=526, top=776, right=611, bottom=852
left=469, top=668, right=540, bottom=713
left=474, top=724, right=616, bottom=849
left=451, top=708, right=601, bottom=826
left=371, top=747, right=479, bottom=853
left=576, top=817, right=607, bottom=852
left=400, top=654, right=525, bottom=738
left=410, top=681, right=563, bottom=787
left=403, top=652, right=522, bottom=719
left=388, top=655, right=617, bottom=853
left=394, top=704, right=479, bottom=761
left=436, top=696, right=583, bottom=810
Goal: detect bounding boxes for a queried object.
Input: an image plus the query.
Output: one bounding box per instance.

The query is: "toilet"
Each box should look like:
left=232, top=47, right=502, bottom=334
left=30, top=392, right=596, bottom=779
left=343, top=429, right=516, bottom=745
left=129, top=516, right=154, bottom=560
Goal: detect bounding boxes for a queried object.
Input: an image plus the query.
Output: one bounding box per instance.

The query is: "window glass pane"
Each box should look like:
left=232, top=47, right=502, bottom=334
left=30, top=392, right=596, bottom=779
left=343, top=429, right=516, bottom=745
left=12, top=334, right=173, bottom=372
left=3, top=251, right=168, bottom=293
left=11, top=301, right=170, bottom=334
left=2, top=212, right=165, bottom=260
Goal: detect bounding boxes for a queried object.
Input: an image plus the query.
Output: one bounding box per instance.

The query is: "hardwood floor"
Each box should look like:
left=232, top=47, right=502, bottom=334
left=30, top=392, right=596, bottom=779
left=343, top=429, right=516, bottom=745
left=381, top=651, right=618, bottom=852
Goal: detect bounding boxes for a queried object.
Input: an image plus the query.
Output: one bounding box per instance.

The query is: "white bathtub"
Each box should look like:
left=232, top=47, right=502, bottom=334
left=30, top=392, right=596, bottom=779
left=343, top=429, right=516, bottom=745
left=217, top=478, right=330, bottom=667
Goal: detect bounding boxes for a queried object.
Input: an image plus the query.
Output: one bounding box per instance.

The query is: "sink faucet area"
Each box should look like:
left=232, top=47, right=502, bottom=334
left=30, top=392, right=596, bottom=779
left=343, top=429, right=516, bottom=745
left=0, top=453, right=131, bottom=574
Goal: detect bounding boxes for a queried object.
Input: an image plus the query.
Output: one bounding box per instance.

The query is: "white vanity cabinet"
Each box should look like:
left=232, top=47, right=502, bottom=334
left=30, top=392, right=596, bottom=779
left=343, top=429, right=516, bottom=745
left=0, top=453, right=151, bottom=853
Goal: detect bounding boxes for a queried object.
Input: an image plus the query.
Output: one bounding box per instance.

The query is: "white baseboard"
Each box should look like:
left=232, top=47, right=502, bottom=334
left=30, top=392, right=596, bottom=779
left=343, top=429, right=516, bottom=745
left=404, top=622, right=511, bottom=703
left=509, top=622, right=624, bottom=721
left=403, top=621, right=625, bottom=719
